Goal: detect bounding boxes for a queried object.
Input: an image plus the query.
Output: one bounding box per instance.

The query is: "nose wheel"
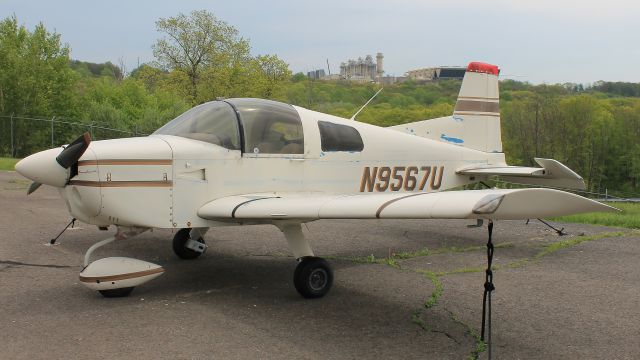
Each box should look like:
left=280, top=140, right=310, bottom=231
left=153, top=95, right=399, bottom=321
left=172, top=228, right=207, bottom=260
left=294, top=257, right=333, bottom=298
left=99, top=287, right=135, bottom=298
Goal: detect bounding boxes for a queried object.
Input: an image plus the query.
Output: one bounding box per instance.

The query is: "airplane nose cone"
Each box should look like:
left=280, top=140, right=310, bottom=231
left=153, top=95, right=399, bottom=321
left=15, top=148, right=69, bottom=187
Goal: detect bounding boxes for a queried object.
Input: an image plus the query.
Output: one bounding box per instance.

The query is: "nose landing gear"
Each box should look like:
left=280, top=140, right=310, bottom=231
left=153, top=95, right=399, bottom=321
left=172, top=228, right=208, bottom=259
left=79, top=227, right=164, bottom=298
left=99, top=287, right=135, bottom=298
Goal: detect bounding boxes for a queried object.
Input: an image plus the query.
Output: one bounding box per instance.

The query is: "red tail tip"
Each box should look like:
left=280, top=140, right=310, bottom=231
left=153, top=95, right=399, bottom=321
left=467, top=62, right=500, bottom=75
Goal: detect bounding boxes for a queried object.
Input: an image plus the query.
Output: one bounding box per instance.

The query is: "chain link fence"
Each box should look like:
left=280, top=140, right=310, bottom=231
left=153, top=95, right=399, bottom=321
left=0, top=114, right=148, bottom=158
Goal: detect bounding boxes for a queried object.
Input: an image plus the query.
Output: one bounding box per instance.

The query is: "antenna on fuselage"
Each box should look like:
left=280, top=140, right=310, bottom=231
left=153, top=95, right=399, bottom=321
left=350, top=87, right=383, bottom=121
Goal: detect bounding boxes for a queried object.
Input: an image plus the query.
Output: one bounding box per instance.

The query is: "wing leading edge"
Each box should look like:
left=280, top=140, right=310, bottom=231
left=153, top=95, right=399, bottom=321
left=198, top=189, right=617, bottom=222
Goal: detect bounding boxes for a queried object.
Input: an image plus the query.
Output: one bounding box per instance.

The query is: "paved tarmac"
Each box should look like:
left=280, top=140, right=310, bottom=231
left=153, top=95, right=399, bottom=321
left=1, top=171, right=638, bottom=359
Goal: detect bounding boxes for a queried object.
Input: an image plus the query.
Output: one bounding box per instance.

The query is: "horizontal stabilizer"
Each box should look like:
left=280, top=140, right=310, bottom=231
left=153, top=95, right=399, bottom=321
left=198, top=188, right=616, bottom=222
left=457, top=158, right=586, bottom=190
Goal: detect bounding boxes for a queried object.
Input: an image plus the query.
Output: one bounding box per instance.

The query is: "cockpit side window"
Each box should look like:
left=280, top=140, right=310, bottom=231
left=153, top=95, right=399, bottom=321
left=153, top=102, right=240, bottom=150
left=227, top=99, right=304, bottom=154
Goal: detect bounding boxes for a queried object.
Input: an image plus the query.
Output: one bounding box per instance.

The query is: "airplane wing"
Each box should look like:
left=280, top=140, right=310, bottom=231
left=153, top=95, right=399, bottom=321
left=197, top=188, right=617, bottom=222
left=457, top=158, right=586, bottom=190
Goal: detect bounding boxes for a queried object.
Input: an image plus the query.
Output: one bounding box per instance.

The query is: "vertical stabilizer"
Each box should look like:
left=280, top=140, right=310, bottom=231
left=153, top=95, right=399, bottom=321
left=389, top=62, right=503, bottom=153
left=453, top=62, right=502, bottom=152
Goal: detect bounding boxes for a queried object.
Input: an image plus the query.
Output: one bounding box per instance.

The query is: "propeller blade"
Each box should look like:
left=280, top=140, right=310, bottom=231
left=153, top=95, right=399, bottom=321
left=56, top=132, right=92, bottom=169
left=27, top=181, right=42, bottom=195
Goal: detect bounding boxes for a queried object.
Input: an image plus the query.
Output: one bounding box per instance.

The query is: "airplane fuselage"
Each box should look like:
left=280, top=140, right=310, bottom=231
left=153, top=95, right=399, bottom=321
left=61, top=105, right=506, bottom=229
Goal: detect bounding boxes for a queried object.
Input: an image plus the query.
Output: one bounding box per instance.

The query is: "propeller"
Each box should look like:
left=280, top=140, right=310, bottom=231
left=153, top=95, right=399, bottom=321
left=57, top=132, right=92, bottom=169
left=27, top=181, right=42, bottom=195
left=19, top=132, right=92, bottom=195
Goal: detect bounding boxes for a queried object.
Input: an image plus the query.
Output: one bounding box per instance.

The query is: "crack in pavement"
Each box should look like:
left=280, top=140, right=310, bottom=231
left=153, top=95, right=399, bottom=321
left=445, top=308, right=486, bottom=360
left=432, top=328, right=461, bottom=345
left=412, top=309, right=462, bottom=345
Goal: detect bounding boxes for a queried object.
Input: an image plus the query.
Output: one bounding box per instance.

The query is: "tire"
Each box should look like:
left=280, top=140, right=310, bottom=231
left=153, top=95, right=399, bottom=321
left=99, top=287, right=134, bottom=298
left=172, top=228, right=205, bottom=260
left=294, top=257, right=333, bottom=299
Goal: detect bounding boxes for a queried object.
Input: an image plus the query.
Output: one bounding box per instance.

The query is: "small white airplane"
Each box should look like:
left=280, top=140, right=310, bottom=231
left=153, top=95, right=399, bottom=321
left=15, top=62, right=616, bottom=299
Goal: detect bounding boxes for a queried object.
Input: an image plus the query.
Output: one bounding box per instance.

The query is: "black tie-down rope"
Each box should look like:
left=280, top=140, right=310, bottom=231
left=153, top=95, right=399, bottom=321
left=481, top=220, right=495, bottom=359
left=50, top=218, right=76, bottom=244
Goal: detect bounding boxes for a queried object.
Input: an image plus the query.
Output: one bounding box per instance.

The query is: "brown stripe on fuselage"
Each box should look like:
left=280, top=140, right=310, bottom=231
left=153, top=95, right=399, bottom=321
left=79, top=267, right=164, bottom=283
left=78, top=159, right=172, bottom=166
left=69, top=180, right=173, bottom=187
left=454, top=100, right=500, bottom=113
left=375, top=192, right=430, bottom=218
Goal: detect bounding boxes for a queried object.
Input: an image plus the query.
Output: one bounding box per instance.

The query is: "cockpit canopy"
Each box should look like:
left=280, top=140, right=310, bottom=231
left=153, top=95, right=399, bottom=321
left=154, top=98, right=304, bottom=154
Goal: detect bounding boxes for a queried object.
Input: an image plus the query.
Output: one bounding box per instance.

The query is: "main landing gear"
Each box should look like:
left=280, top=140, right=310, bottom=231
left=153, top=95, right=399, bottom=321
left=294, top=256, right=333, bottom=298
left=277, top=222, right=333, bottom=299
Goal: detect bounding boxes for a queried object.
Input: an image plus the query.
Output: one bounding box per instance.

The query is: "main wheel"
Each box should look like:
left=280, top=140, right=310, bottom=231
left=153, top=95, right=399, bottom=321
left=294, top=257, right=333, bottom=299
left=99, top=287, right=134, bottom=298
left=172, top=228, right=205, bottom=260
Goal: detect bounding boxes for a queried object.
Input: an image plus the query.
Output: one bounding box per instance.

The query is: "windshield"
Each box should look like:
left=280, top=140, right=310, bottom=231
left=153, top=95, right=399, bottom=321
left=153, top=101, right=240, bottom=150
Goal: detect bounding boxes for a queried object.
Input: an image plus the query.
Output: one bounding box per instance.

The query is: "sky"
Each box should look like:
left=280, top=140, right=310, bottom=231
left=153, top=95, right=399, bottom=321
left=2, top=0, right=639, bottom=84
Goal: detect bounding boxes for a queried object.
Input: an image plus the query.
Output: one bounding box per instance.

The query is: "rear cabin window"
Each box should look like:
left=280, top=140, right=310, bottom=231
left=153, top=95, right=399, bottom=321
left=318, top=121, right=364, bottom=152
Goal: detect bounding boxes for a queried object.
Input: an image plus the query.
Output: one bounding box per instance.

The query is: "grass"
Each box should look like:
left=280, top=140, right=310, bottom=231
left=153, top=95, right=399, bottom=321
left=534, top=231, right=625, bottom=258
left=0, top=157, right=19, bottom=171
left=552, top=202, right=640, bottom=229
left=394, top=242, right=513, bottom=259
left=411, top=311, right=429, bottom=331
left=331, top=242, right=515, bottom=265
left=417, top=270, right=444, bottom=309
left=405, top=231, right=627, bottom=279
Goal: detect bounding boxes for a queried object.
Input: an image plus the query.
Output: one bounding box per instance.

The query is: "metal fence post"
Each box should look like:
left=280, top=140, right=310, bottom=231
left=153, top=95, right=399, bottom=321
left=51, top=116, right=55, bottom=147
left=10, top=112, right=14, bottom=158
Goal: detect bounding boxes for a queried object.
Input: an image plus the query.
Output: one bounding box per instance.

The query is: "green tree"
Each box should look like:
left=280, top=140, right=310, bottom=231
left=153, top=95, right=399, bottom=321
left=0, top=15, right=75, bottom=117
left=252, top=54, right=292, bottom=98
left=0, top=15, right=77, bottom=156
left=152, top=10, right=250, bottom=103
